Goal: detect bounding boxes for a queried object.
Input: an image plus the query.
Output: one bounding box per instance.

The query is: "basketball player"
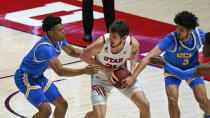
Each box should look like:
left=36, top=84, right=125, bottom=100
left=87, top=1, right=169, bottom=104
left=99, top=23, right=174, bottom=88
left=80, top=20, right=150, bottom=118
left=149, top=32, right=210, bottom=80
left=14, top=15, right=98, bottom=118
left=129, top=11, right=210, bottom=118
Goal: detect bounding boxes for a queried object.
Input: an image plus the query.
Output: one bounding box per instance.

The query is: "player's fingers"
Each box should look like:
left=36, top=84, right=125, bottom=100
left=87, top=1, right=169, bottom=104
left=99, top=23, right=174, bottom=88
left=110, top=77, right=116, bottom=84
left=149, top=58, right=157, bottom=64
left=124, top=82, right=128, bottom=88
left=121, top=83, right=125, bottom=88
left=149, top=57, right=156, bottom=61
left=112, top=73, right=119, bottom=81
left=127, top=82, right=132, bottom=88
left=121, top=79, right=126, bottom=84
left=121, top=81, right=127, bottom=88
left=127, top=85, right=131, bottom=88
left=89, top=69, right=96, bottom=74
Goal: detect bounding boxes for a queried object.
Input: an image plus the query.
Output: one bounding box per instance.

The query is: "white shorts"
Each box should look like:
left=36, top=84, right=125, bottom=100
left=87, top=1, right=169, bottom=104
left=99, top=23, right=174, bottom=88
left=91, top=73, right=143, bottom=106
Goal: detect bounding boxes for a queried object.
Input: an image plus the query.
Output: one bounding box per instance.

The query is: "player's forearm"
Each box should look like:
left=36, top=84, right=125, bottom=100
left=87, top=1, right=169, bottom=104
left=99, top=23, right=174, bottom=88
left=130, top=53, right=138, bottom=72
left=132, top=45, right=163, bottom=79
left=70, top=48, right=82, bottom=58
left=164, top=63, right=195, bottom=80
left=81, top=57, right=107, bottom=72
left=132, top=56, right=150, bottom=79
left=130, top=60, right=137, bottom=73
left=55, top=67, right=86, bottom=76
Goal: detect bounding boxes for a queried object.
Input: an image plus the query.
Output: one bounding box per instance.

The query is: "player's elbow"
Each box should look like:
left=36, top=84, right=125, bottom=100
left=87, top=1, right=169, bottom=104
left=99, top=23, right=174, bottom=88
left=56, top=70, right=63, bottom=76
left=54, top=67, right=64, bottom=76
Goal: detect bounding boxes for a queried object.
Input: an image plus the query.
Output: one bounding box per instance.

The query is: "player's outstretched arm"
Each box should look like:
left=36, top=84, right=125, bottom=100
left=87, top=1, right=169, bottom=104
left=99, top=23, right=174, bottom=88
left=149, top=56, right=194, bottom=79
left=149, top=56, right=210, bottom=79
left=164, top=63, right=194, bottom=80
left=48, top=56, right=98, bottom=76
left=132, top=45, right=163, bottom=79
left=62, top=44, right=82, bottom=58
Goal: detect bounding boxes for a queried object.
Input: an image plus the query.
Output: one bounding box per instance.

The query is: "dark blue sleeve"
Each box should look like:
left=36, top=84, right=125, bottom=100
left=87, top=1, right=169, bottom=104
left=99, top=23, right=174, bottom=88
left=35, top=44, right=55, bottom=62
left=165, top=63, right=195, bottom=80
left=62, top=37, right=68, bottom=47
left=158, top=33, right=175, bottom=52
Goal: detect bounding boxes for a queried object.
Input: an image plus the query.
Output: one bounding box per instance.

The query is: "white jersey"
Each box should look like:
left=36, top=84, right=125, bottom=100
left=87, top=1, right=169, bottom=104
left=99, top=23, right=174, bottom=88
left=91, top=34, right=143, bottom=106
left=94, top=33, right=132, bottom=79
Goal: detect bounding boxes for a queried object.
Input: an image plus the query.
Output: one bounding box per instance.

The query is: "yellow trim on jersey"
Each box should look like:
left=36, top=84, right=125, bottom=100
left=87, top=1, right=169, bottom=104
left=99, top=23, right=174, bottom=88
left=46, top=36, right=61, bottom=52
left=23, top=73, right=41, bottom=98
left=43, top=80, right=52, bottom=92
left=179, top=32, right=196, bottom=50
left=164, top=73, right=175, bottom=77
left=187, top=79, right=194, bottom=84
left=33, top=42, right=52, bottom=62
left=168, top=32, right=177, bottom=52
left=205, top=113, right=210, bottom=115
left=196, top=28, right=203, bottom=47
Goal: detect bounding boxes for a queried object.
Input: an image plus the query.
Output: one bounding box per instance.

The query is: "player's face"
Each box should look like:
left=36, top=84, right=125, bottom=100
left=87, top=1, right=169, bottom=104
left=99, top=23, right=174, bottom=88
left=51, top=23, right=65, bottom=41
left=176, top=24, right=192, bottom=40
left=203, top=42, right=210, bottom=57
left=110, top=32, right=126, bottom=48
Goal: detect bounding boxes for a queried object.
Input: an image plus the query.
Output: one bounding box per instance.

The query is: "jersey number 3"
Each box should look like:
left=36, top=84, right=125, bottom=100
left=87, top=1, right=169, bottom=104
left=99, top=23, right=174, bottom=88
left=183, top=59, right=189, bottom=65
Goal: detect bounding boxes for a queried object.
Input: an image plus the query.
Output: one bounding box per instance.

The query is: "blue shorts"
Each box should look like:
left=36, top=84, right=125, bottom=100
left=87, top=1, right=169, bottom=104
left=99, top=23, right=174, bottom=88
left=14, top=69, right=61, bottom=107
left=164, top=69, right=204, bottom=88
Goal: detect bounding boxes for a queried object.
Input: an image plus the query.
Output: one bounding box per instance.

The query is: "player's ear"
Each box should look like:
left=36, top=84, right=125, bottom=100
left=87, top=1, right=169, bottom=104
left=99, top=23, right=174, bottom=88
left=188, top=28, right=193, bottom=32
left=47, top=29, right=53, bottom=35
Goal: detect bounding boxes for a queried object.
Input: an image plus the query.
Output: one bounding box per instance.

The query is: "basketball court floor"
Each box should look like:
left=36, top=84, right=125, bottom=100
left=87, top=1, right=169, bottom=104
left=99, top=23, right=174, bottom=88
left=1, top=0, right=210, bottom=118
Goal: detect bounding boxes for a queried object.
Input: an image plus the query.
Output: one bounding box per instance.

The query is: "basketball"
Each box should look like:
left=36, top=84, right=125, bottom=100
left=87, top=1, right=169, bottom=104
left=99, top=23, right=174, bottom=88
left=113, top=68, right=131, bottom=89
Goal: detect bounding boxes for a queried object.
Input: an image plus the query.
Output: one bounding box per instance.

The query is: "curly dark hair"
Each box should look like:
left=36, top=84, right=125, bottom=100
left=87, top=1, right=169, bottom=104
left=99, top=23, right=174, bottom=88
left=109, top=20, right=129, bottom=38
left=205, top=32, right=210, bottom=45
left=174, top=11, right=199, bottom=29
left=42, top=15, right=62, bottom=32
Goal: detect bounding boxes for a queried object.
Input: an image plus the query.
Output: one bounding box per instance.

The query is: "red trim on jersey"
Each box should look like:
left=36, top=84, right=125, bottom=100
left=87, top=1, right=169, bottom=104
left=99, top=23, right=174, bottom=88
left=130, top=36, right=132, bottom=45
left=102, top=35, right=105, bottom=44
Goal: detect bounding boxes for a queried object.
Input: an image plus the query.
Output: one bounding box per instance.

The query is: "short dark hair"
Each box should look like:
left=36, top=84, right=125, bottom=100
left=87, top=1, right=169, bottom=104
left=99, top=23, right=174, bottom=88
left=109, top=20, right=129, bottom=38
left=205, top=32, right=210, bottom=45
left=174, top=11, right=199, bottom=29
left=42, top=15, right=62, bottom=32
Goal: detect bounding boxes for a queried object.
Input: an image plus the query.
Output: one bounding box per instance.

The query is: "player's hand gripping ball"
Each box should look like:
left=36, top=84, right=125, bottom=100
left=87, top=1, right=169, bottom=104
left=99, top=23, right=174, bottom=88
left=113, top=68, right=131, bottom=89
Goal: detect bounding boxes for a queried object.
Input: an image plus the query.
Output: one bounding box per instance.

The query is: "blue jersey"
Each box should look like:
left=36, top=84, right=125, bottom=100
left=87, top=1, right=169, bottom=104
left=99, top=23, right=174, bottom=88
left=20, top=34, right=68, bottom=76
left=158, top=28, right=205, bottom=69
